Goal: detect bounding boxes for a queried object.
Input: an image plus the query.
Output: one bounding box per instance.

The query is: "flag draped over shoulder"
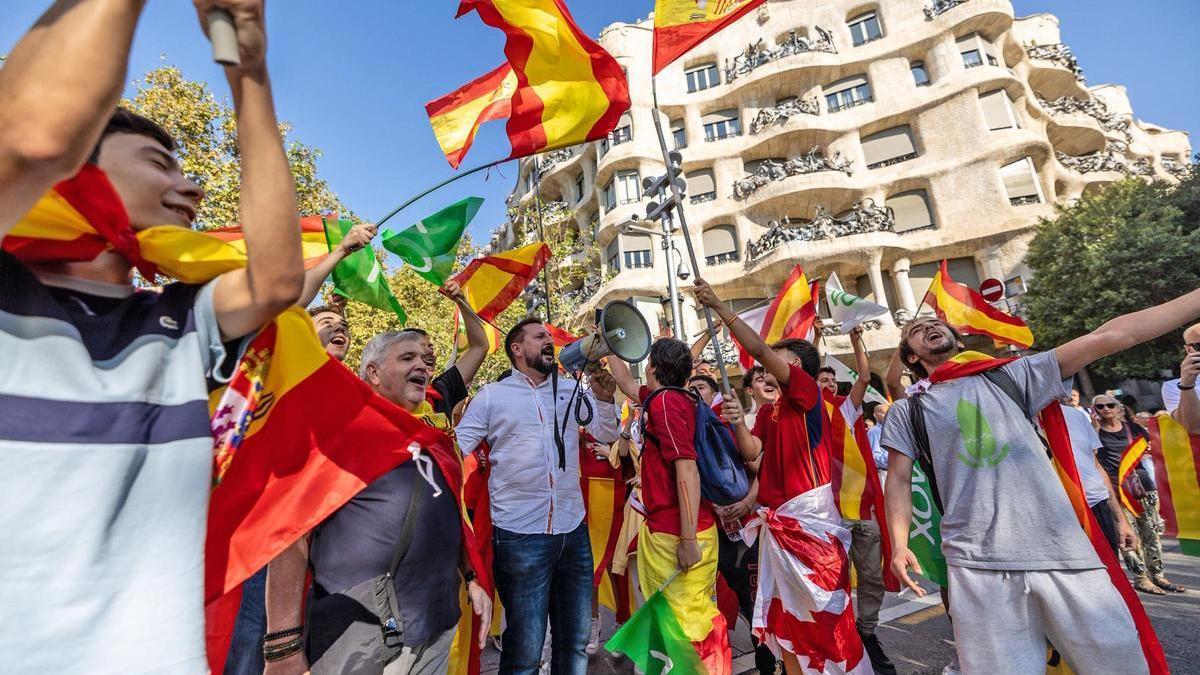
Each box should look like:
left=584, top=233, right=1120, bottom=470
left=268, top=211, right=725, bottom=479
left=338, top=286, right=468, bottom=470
left=652, top=0, right=766, bottom=74
left=1147, top=414, right=1200, bottom=555
left=924, top=260, right=1033, bottom=348
left=323, top=216, right=407, bottom=323
left=455, top=0, right=631, bottom=161
left=452, top=242, right=550, bottom=321
left=734, top=264, right=819, bottom=369
left=381, top=197, right=482, bottom=286
left=928, top=353, right=1168, bottom=674
left=1117, top=436, right=1150, bottom=517
left=426, top=65, right=517, bottom=169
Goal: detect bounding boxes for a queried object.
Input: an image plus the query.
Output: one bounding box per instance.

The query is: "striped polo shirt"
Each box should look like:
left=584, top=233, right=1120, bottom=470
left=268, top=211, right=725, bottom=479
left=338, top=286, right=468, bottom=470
left=0, top=251, right=225, bottom=673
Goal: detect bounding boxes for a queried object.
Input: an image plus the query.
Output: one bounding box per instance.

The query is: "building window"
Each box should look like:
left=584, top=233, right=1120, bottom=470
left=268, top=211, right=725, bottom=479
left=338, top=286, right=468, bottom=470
left=611, top=112, right=633, bottom=145
left=886, top=190, right=935, bottom=232
left=686, top=63, right=720, bottom=93
left=575, top=173, right=586, bottom=203
left=1000, top=157, right=1043, bottom=205
left=687, top=168, right=717, bottom=203
left=825, top=75, right=872, bottom=113
left=605, top=239, right=620, bottom=273
left=957, top=33, right=999, bottom=69
left=911, top=61, right=930, bottom=87
left=616, top=170, right=642, bottom=205
left=702, top=225, right=739, bottom=265
left=862, top=125, right=917, bottom=169
left=848, top=11, right=883, bottom=46
left=980, top=89, right=1021, bottom=131
left=602, top=179, right=616, bottom=211
left=909, top=258, right=981, bottom=303
left=702, top=109, right=742, bottom=141
left=598, top=137, right=610, bottom=157
left=622, top=233, right=653, bottom=269
left=670, top=119, right=687, bottom=150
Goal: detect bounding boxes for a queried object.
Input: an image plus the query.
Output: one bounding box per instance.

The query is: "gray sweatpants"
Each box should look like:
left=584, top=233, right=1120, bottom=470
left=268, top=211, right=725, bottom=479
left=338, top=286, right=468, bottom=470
left=947, top=566, right=1148, bottom=675
left=845, top=518, right=885, bottom=635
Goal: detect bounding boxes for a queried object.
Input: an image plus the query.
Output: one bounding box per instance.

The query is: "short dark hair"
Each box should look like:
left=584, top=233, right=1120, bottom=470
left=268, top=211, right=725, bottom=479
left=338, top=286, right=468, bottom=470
left=770, top=338, right=820, bottom=378
left=818, top=366, right=837, bottom=378
left=741, top=365, right=765, bottom=390
left=649, top=337, right=692, bottom=388
left=307, top=304, right=345, bottom=320
left=898, top=319, right=964, bottom=379
left=688, top=374, right=718, bottom=393
left=89, top=108, right=176, bottom=164
left=505, top=317, right=545, bottom=365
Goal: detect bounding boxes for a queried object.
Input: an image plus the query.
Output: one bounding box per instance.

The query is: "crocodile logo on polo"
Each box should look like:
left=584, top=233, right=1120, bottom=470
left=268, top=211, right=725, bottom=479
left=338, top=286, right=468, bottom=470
left=956, top=399, right=1010, bottom=468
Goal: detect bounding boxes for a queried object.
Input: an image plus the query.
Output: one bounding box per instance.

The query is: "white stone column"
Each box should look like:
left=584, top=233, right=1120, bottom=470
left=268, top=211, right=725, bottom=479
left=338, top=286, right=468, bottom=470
left=865, top=249, right=895, bottom=325
left=977, top=246, right=1004, bottom=283
left=893, top=257, right=918, bottom=315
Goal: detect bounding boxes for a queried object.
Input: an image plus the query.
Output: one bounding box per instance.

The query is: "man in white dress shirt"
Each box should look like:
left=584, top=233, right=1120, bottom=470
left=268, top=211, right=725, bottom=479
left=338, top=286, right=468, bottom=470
left=1162, top=322, right=1200, bottom=434
left=455, top=317, right=620, bottom=675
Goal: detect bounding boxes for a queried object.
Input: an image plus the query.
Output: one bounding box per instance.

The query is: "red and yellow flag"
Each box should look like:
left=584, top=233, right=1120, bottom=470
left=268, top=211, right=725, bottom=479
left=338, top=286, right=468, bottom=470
left=925, top=260, right=1034, bottom=348
left=455, top=0, right=630, bottom=161
left=1147, top=414, right=1200, bottom=556
left=207, top=215, right=331, bottom=270
left=452, top=242, right=551, bottom=322
left=580, top=439, right=636, bottom=622
left=426, top=64, right=518, bottom=169
left=1117, top=436, right=1150, bottom=516
left=653, top=0, right=765, bottom=74
left=735, top=264, right=819, bottom=369
left=454, top=307, right=503, bottom=356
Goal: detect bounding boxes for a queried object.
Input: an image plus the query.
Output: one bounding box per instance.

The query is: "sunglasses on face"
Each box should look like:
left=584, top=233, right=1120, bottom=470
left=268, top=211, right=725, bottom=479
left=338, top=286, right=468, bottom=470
left=1094, top=402, right=1119, bottom=410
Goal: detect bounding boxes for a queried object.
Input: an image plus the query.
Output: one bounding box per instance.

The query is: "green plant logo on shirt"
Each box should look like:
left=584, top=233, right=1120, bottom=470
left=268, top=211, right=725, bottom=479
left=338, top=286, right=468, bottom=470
left=956, top=399, right=1010, bottom=468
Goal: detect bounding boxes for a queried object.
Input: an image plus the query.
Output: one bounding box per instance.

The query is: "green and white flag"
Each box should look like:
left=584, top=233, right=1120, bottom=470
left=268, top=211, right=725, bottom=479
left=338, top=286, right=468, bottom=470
left=908, top=463, right=947, bottom=587
left=604, top=586, right=702, bottom=675
left=381, top=197, right=483, bottom=286
left=825, top=271, right=889, bottom=332
left=323, top=216, right=407, bottom=324
left=823, top=355, right=888, bottom=406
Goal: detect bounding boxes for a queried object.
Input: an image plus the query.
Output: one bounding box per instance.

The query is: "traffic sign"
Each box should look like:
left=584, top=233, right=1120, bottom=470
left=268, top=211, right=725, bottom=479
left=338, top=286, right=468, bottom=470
left=979, top=278, right=1005, bottom=302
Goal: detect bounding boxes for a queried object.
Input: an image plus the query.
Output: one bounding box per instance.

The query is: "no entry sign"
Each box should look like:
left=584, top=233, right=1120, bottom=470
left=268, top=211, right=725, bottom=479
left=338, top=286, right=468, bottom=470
left=979, top=278, right=1005, bottom=302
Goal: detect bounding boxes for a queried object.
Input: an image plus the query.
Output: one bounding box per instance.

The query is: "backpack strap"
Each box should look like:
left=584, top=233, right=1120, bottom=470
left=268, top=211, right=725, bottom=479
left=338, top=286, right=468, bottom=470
left=980, top=368, right=1052, bottom=455
left=906, top=394, right=944, bottom=513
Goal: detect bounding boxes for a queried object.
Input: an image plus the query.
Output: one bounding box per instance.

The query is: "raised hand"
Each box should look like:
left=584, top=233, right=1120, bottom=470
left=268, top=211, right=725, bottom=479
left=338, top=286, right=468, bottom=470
left=194, top=0, right=268, bottom=71
left=338, top=222, right=378, bottom=256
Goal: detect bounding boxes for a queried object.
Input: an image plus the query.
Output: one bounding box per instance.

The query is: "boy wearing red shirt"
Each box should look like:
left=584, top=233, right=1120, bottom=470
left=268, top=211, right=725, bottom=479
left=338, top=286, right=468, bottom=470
left=697, top=279, right=871, bottom=675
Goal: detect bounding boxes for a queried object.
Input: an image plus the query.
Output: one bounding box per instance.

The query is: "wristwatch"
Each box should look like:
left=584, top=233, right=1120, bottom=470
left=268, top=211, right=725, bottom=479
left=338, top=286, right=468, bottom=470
left=463, top=568, right=478, bottom=584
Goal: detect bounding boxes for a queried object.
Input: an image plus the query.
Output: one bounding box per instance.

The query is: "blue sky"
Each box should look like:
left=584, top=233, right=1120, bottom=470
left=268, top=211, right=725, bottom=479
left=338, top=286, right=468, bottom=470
left=2, top=1, right=1196, bottom=241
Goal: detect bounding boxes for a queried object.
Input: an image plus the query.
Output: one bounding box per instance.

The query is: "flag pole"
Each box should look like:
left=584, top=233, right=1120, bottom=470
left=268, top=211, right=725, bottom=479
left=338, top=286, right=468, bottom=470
left=375, top=158, right=508, bottom=228
left=648, top=78, right=734, bottom=395
left=531, top=161, right=553, bottom=324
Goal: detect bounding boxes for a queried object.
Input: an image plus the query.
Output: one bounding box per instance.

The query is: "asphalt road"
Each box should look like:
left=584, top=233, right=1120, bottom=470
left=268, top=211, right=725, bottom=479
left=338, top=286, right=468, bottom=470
left=480, top=540, right=1199, bottom=674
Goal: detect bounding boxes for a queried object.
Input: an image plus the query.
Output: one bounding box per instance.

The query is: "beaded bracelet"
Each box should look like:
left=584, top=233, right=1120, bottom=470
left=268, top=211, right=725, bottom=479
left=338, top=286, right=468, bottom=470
left=263, top=636, right=305, bottom=663
left=263, top=626, right=303, bottom=642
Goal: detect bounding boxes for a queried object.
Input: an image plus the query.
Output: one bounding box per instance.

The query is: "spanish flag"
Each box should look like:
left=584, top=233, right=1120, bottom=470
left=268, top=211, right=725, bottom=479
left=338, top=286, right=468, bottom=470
left=454, top=306, right=503, bottom=356
left=924, top=260, right=1034, bottom=348
left=207, top=215, right=331, bottom=268
left=1117, top=436, right=1150, bottom=516
left=452, top=242, right=551, bottom=322
left=734, top=264, right=819, bottom=369
left=580, top=436, right=636, bottom=622
left=426, top=64, right=517, bottom=169
left=1147, top=414, right=1200, bottom=556
left=455, top=0, right=631, bottom=161
left=653, top=0, right=766, bottom=74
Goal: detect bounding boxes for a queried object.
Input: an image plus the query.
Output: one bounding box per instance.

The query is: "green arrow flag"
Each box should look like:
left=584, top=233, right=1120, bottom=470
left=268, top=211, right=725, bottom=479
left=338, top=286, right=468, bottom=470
left=604, top=587, right=702, bottom=675
left=323, top=216, right=407, bottom=324
left=908, top=463, right=948, bottom=587
left=381, top=197, right=483, bottom=286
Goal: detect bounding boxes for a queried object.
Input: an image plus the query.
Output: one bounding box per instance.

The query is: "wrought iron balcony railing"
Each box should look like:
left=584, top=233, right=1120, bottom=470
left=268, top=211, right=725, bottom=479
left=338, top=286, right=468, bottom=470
left=705, top=251, right=740, bottom=266
left=745, top=199, right=895, bottom=262
left=1009, top=195, right=1040, bottom=206
left=690, top=192, right=717, bottom=205
left=1025, top=43, right=1086, bottom=84
left=750, top=96, right=820, bottom=134
left=1056, top=150, right=1153, bottom=177
left=537, top=147, right=576, bottom=172
left=732, top=147, right=853, bottom=200
left=867, top=152, right=918, bottom=170
left=724, top=27, right=837, bottom=84
left=1162, top=157, right=1194, bottom=180
left=924, top=0, right=971, bottom=20
left=1037, top=95, right=1131, bottom=142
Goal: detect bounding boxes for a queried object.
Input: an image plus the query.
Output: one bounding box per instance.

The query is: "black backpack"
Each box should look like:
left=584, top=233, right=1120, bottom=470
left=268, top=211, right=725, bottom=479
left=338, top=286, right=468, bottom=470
left=641, top=387, right=750, bottom=506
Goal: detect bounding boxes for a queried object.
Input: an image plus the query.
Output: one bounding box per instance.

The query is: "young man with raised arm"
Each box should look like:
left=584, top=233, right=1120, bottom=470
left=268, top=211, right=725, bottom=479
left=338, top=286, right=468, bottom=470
left=693, top=278, right=871, bottom=675
left=881, top=286, right=1200, bottom=673
left=0, top=1, right=304, bottom=672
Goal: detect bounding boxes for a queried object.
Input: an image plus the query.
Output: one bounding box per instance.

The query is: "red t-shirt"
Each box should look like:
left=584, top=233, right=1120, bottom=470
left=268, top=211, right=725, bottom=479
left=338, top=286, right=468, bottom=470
left=751, top=364, right=830, bottom=509
left=638, top=386, right=716, bottom=535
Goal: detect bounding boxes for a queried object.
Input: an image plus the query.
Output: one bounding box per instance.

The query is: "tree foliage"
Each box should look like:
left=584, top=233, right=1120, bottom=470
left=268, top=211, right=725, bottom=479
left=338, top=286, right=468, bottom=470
left=1023, top=168, right=1200, bottom=379
left=122, top=65, right=344, bottom=228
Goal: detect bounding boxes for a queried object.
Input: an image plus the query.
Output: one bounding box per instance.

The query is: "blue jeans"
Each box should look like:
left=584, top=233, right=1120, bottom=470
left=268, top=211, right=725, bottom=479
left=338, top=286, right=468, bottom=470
left=492, top=521, right=592, bottom=675
left=224, top=567, right=266, bottom=675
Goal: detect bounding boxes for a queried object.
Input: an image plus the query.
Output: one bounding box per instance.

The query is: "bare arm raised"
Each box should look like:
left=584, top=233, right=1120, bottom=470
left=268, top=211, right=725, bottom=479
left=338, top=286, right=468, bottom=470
left=1056, top=287, right=1200, bottom=378
left=0, top=0, right=148, bottom=235
left=693, top=277, right=792, bottom=386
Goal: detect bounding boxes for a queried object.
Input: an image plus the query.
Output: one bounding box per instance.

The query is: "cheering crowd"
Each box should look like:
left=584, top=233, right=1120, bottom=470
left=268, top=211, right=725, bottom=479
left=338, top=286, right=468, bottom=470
left=1, top=2, right=1197, bottom=675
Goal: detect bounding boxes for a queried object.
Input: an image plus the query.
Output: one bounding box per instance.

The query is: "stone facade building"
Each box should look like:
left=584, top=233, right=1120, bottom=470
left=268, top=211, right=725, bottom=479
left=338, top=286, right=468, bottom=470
left=500, top=0, right=1191, bottom=370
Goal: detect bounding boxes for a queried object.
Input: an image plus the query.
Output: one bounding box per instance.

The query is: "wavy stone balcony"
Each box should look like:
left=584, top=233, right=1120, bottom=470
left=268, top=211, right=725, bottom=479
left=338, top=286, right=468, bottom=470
left=750, top=96, right=821, bottom=135
left=745, top=198, right=894, bottom=263
left=724, top=27, right=837, bottom=85
left=1056, top=150, right=1153, bottom=177
left=732, top=149, right=854, bottom=201
left=1038, top=95, right=1130, bottom=142
left=1025, top=43, right=1086, bottom=84
left=924, top=0, right=973, bottom=20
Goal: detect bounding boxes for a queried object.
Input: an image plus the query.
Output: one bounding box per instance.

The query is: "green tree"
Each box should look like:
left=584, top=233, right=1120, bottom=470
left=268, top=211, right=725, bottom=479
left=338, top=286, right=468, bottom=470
left=123, top=65, right=344, bottom=228
left=1023, top=169, right=1200, bottom=379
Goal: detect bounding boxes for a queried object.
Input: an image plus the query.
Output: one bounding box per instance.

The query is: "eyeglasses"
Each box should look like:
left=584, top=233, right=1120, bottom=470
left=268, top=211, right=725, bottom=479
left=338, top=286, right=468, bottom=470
left=1187, top=342, right=1200, bottom=352
left=1093, top=402, right=1118, bottom=410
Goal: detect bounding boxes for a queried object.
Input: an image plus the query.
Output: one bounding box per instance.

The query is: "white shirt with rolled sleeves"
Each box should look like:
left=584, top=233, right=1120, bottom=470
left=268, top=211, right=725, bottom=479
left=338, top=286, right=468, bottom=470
left=455, top=368, right=620, bottom=535
left=1161, top=378, right=1197, bottom=413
